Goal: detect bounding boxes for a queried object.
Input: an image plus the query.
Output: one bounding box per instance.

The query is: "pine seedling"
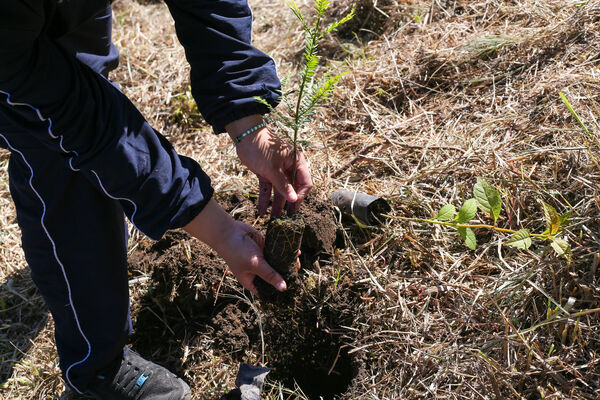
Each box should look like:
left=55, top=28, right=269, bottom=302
left=257, top=0, right=355, bottom=187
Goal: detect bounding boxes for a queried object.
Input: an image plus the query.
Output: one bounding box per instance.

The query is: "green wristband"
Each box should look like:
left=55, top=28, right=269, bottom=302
left=232, top=122, right=267, bottom=146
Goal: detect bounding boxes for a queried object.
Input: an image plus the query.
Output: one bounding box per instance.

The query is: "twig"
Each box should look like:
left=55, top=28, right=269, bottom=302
left=389, top=215, right=551, bottom=239
left=213, top=269, right=228, bottom=306
left=489, top=298, right=571, bottom=390
left=327, top=346, right=343, bottom=376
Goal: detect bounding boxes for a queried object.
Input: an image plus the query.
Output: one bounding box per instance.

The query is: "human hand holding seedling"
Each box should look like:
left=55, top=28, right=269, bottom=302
left=226, top=114, right=312, bottom=217
left=248, top=1, right=354, bottom=217
left=183, top=198, right=287, bottom=295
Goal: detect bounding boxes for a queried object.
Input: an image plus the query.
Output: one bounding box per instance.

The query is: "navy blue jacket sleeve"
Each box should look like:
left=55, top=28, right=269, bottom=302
left=0, top=1, right=213, bottom=240
left=164, top=0, right=281, bottom=133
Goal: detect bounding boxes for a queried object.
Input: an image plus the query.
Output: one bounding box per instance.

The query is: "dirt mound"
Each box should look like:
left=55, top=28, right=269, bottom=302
left=210, top=303, right=251, bottom=354
left=128, top=193, right=361, bottom=399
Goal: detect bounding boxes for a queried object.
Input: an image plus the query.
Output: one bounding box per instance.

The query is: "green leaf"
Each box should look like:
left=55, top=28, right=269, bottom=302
left=288, top=1, right=309, bottom=30
left=457, top=227, right=477, bottom=250
left=314, top=0, right=332, bottom=15
left=322, top=5, right=356, bottom=37
left=549, top=237, right=572, bottom=263
left=559, top=92, right=590, bottom=134
left=302, top=52, right=320, bottom=82
left=473, top=178, right=502, bottom=224
left=254, top=96, right=294, bottom=132
left=505, top=229, right=532, bottom=250
left=542, top=202, right=561, bottom=236
left=434, top=204, right=456, bottom=221
left=454, top=198, right=478, bottom=223
left=299, top=73, right=346, bottom=118
left=559, top=211, right=572, bottom=227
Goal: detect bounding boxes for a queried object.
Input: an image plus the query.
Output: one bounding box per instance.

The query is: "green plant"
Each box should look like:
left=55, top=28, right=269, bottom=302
left=333, top=267, right=341, bottom=289
left=257, top=0, right=355, bottom=188
left=558, top=92, right=600, bottom=154
left=171, top=88, right=201, bottom=126
left=396, top=178, right=573, bottom=261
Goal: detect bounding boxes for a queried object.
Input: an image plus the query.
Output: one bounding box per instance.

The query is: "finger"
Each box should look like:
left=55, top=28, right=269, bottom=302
left=285, top=202, right=298, bottom=216
left=271, top=190, right=286, bottom=217
left=255, top=258, right=287, bottom=292
left=238, top=275, right=259, bottom=296
left=288, top=152, right=313, bottom=214
left=266, top=168, right=297, bottom=204
left=296, top=249, right=301, bottom=270
left=257, top=176, right=272, bottom=216
left=294, top=152, right=313, bottom=201
left=294, top=152, right=313, bottom=197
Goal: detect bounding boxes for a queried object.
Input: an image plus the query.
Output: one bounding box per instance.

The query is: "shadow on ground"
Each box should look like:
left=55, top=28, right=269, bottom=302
left=0, top=268, right=49, bottom=386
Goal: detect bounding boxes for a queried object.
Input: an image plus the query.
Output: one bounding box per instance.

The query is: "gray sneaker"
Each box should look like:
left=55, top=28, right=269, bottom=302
left=84, top=347, right=191, bottom=400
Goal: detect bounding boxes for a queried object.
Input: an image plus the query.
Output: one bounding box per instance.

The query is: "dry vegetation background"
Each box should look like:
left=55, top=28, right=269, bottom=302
left=2, top=0, right=600, bottom=399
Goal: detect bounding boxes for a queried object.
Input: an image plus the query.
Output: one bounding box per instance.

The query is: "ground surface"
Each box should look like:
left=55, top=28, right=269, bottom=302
left=1, top=0, right=600, bottom=399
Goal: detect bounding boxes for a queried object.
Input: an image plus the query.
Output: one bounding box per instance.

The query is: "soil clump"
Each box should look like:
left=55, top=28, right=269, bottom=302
left=254, top=217, right=305, bottom=302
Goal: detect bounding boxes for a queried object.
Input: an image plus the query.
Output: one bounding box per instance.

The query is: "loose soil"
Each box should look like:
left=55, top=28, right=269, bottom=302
left=128, top=193, right=362, bottom=399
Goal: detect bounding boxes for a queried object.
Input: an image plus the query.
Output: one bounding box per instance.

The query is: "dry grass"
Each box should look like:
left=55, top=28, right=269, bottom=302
left=2, top=0, right=600, bottom=399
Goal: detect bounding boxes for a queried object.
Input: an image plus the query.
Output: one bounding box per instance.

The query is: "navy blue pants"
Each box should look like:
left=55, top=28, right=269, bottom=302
left=0, top=7, right=209, bottom=393
left=6, top=132, right=132, bottom=393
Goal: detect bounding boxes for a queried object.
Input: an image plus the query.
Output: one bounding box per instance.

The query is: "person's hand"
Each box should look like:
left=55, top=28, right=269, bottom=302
left=217, top=220, right=287, bottom=295
left=183, top=199, right=286, bottom=295
left=226, top=115, right=313, bottom=216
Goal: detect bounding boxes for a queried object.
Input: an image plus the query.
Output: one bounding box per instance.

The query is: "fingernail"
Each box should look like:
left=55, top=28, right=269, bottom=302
left=277, top=281, right=287, bottom=291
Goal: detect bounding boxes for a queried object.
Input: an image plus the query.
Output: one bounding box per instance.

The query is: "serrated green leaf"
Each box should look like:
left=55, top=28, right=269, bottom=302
left=550, top=237, right=572, bottom=263
left=473, top=178, right=502, bottom=224
left=542, top=202, right=561, bottom=235
left=505, top=229, right=532, bottom=250
left=454, top=198, right=478, bottom=223
left=434, top=204, right=456, bottom=221
left=457, top=227, right=477, bottom=250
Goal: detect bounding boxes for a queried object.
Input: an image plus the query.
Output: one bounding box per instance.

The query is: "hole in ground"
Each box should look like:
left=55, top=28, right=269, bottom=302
left=255, top=300, right=359, bottom=400
left=274, top=343, right=354, bottom=400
